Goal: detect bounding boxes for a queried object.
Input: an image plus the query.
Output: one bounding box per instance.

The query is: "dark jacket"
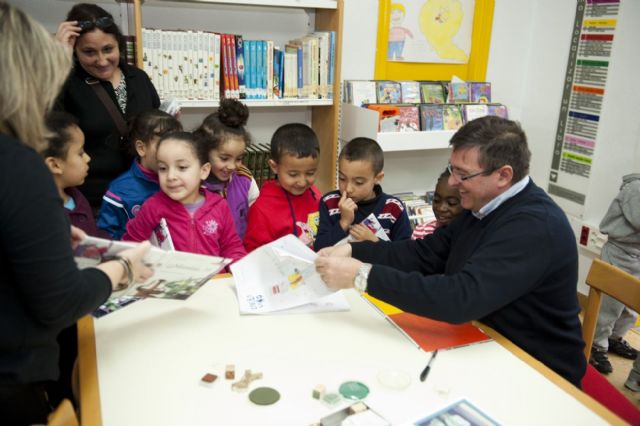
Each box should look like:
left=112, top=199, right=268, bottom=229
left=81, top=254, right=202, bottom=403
left=65, top=187, right=110, bottom=239
left=56, top=61, right=160, bottom=208
left=315, top=185, right=412, bottom=250
left=352, top=180, right=586, bottom=388
left=0, top=134, right=111, bottom=384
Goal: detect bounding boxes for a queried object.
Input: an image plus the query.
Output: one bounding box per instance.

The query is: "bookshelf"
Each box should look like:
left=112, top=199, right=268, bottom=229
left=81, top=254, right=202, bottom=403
left=129, top=0, right=343, bottom=192
left=340, top=102, right=453, bottom=197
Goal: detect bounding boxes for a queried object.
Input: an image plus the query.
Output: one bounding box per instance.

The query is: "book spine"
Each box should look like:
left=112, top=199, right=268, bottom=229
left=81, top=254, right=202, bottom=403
left=328, top=31, right=335, bottom=100
left=296, top=45, right=303, bottom=98
left=221, top=34, right=231, bottom=98
left=257, top=40, right=265, bottom=99
left=229, top=35, right=239, bottom=99
left=235, top=35, right=246, bottom=99
left=213, top=33, right=221, bottom=100
left=266, top=40, right=274, bottom=100
left=250, top=40, right=258, bottom=99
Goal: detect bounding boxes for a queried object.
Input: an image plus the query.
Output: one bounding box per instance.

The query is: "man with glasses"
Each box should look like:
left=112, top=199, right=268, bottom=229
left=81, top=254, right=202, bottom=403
left=316, top=116, right=586, bottom=388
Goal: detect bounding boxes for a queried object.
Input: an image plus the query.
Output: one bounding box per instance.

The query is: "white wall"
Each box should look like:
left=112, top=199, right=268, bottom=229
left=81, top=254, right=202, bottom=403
left=341, top=0, right=640, bottom=294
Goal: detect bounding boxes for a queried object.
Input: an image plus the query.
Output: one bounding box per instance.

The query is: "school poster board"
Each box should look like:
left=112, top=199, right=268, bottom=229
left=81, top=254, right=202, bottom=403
left=375, top=0, right=495, bottom=81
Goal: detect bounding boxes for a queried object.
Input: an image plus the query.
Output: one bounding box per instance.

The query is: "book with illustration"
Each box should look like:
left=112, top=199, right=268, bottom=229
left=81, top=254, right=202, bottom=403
left=419, top=81, right=446, bottom=104
left=400, top=81, right=421, bottom=103
left=443, top=104, right=464, bottom=130
left=231, top=235, right=348, bottom=314
left=74, top=237, right=231, bottom=317
left=398, top=106, right=420, bottom=132
left=376, top=80, right=402, bottom=104
left=419, top=104, right=444, bottom=131
left=469, top=81, right=491, bottom=103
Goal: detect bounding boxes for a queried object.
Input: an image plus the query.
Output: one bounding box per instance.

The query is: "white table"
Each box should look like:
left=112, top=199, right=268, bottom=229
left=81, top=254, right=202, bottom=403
left=78, top=276, right=619, bottom=425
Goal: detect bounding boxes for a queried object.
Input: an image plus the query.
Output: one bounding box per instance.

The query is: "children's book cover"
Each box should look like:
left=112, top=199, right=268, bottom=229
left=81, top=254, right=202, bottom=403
left=368, top=104, right=401, bottom=132
left=419, top=82, right=446, bottom=104
left=400, top=81, right=421, bottom=104
left=348, top=80, right=377, bottom=106
left=463, top=104, right=489, bottom=123
left=376, top=80, right=402, bottom=104
left=469, top=81, right=491, bottom=103
left=74, top=237, right=230, bottom=318
left=402, top=399, right=501, bottom=426
left=149, top=218, right=175, bottom=251
left=443, top=104, right=464, bottom=130
left=398, top=106, right=420, bottom=132
left=447, top=82, right=470, bottom=103
left=419, top=104, right=444, bottom=131
left=487, top=103, right=509, bottom=119
left=231, top=235, right=348, bottom=314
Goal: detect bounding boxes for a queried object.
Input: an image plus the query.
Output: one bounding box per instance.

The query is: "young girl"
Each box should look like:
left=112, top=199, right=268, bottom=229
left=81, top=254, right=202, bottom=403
left=43, top=111, right=109, bottom=238
left=194, top=99, right=259, bottom=239
left=98, top=109, right=182, bottom=239
left=412, top=168, right=463, bottom=239
left=123, top=132, right=246, bottom=261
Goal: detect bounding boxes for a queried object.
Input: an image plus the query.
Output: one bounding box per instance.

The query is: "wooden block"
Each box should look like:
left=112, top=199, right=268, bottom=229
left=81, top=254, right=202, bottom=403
left=201, top=373, right=218, bottom=383
left=225, top=364, right=235, bottom=380
left=312, top=384, right=326, bottom=399
left=348, top=401, right=368, bottom=415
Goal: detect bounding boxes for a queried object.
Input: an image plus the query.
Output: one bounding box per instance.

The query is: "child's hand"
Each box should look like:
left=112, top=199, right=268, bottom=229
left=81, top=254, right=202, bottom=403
left=349, top=224, right=378, bottom=242
left=70, top=225, right=87, bottom=249
left=338, top=191, right=357, bottom=231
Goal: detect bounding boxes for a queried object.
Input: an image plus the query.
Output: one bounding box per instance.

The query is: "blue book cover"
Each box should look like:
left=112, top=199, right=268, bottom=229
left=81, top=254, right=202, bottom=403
left=256, top=40, right=264, bottom=99
left=273, top=48, right=281, bottom=98
left=249, top=40, right=258, bottom=99
left=419, top=104, right=444, bottom=131
left=328, top=31, right=335, bottom=99
left=296, top=45, right=303, bottom=98
left=279, top=50, right=285, bottom=98
left=235, top=35, right=246, bottom=99
left=244, top=40, right=252, bottom=99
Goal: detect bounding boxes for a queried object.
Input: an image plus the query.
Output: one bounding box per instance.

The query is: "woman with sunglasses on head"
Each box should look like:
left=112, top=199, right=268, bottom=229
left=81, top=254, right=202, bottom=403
left=56, top=3, right=160, bottom=210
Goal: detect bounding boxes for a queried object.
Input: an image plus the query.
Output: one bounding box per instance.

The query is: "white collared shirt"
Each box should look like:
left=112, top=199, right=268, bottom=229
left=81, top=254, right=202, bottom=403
left=472, top=176, right=530, bottom=220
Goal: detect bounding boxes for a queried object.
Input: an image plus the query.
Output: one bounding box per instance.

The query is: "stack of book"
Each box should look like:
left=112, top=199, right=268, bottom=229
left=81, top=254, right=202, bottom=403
left=141, top=29, right=336, bottom=101
left=394, top=192, right=435, bottom=228
left=343, top=80, right=508, bottom=133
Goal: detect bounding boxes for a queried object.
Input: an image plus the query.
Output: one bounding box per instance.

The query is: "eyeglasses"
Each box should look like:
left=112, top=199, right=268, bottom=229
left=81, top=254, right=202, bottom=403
left=447, top=163, right=494, bottom=182
left=78, top=16, right=114, bottom=32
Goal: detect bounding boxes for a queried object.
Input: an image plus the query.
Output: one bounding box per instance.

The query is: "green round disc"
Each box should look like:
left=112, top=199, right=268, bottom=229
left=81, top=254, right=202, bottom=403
left=338, top=381, right=369, bottom=400
left=248, top=387, right=280, bottom=406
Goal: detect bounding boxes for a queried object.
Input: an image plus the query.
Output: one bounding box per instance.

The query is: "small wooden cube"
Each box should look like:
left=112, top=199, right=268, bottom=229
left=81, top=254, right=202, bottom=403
left=312, top=384, right=326, bottom=399
left=225, top=364, right=235, bottom=380
left=348, top=401, right=368, bottom=415
left=201, top=373, right=217, bottom=383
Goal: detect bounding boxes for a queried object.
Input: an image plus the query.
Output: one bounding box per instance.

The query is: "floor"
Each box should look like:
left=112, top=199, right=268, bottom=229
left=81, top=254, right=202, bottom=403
left=603, top=328, right=640, bottom=407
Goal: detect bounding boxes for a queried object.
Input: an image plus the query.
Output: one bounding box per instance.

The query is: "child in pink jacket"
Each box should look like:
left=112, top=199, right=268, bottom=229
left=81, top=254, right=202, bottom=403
left=123, top=131, right=246, bottom=262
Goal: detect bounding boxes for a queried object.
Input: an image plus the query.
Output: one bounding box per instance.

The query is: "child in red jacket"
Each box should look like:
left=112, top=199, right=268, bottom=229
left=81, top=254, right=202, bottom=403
left=123, top=131, right=246, bottom=262
left=244, top=123, right=321, bottom=252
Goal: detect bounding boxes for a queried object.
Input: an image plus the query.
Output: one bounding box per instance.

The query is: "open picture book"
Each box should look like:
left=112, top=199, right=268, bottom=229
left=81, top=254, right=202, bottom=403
left=74, top=236, right=231, bottom=317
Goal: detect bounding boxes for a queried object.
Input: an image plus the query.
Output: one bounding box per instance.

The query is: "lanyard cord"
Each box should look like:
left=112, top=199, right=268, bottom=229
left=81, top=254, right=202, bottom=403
left=283, top=188, right=298, bottom=236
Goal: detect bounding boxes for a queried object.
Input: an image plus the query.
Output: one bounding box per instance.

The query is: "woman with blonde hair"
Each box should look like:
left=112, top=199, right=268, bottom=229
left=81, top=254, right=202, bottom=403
left=0, top=3, right=152, bottom=424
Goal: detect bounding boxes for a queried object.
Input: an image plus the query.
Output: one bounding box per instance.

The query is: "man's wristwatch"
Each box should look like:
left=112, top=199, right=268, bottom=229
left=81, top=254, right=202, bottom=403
left=353, top=263, right=372, bottom=293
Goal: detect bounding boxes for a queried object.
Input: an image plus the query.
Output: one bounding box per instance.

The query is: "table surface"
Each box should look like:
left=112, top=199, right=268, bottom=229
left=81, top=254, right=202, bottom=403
left=78, top=276, right=622, bottom=426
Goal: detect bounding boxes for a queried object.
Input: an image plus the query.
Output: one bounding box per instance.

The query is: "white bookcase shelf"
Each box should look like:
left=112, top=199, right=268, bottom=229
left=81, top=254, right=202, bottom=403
left=143, top=0, right=338, bottom=9
left=177, top=98, right=334, bottom=108
left=340, top=103, right=454, bottom=152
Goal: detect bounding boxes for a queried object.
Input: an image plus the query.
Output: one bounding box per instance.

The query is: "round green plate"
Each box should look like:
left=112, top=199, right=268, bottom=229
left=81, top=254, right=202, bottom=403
left=249, top=387, right=280, bottom=406
left=338, top=381, right=369, bottom=400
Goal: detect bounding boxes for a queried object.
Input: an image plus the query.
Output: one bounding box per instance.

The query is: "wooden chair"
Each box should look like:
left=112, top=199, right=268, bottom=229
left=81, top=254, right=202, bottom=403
left=47, top=399, right=79, bottom=426
left=582, top=258, right=640, bottom=362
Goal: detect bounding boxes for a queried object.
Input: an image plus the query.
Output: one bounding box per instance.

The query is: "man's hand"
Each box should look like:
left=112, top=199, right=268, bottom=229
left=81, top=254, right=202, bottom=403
left=315, top=256, right=362, bottom=290
left=349, top=224, right=378, bottom=242
left=338, top=191, right=357, bottom=231
left=317, top=243, right=352, bottom=258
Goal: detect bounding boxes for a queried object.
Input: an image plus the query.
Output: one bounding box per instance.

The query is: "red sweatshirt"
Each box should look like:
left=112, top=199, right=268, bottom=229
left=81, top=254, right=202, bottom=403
left=244, top=180, right=321, bottom=252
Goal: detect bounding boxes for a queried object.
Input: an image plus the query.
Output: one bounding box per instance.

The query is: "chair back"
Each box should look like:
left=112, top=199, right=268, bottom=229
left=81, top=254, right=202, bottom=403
left=582, top=258, right=640, bottom=361
left=47, top=399, right=79, bottom=426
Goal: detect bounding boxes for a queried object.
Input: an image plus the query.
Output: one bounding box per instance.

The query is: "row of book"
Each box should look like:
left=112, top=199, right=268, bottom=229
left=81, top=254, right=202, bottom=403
left=244, top=143, right=275, bottom=188
left=368, top=102, right=508, bottom=133
left=141, top=28, right=336, bottom=101
left=344, top=80, right=492, bottom=107
left=394, top=192, right=435, bottom=228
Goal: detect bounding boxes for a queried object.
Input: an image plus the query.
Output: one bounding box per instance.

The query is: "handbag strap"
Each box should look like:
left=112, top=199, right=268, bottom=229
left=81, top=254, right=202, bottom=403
left=85, top=77, right=128, bottom=138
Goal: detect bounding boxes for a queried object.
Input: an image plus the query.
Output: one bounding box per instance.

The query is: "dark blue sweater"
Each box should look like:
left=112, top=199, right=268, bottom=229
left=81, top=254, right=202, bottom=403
left=352, top=180, right=586, bottom=387
left=315, top=186, right=412, bottom=250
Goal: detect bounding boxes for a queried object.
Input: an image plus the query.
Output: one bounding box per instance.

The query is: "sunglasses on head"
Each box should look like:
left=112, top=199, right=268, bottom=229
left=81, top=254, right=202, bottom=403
left=78, top=16, right=114, bottom=32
